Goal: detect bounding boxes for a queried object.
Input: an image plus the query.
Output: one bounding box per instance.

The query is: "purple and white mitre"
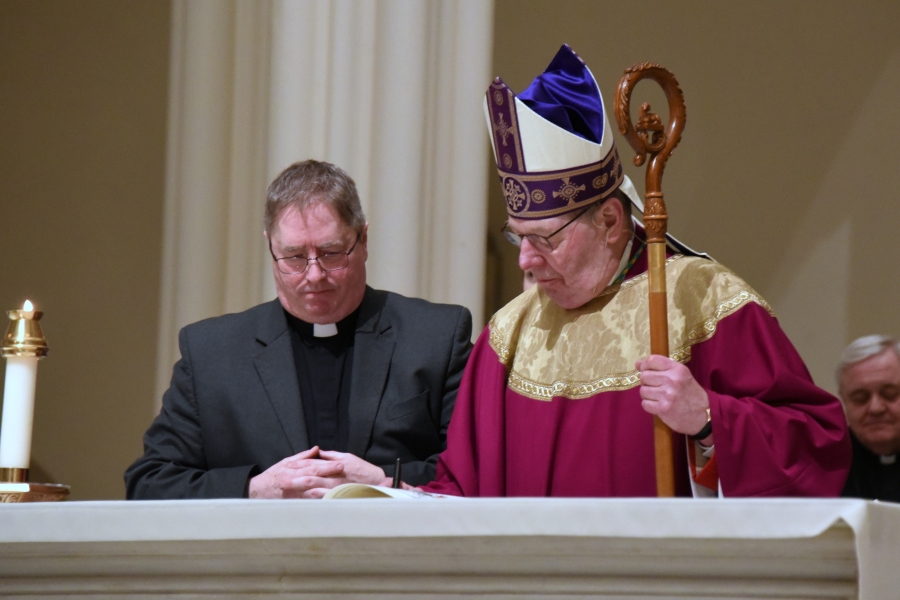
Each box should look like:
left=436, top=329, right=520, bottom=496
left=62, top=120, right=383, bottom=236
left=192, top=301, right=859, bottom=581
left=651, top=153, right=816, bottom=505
left=485, top=44, right=642, bottom=220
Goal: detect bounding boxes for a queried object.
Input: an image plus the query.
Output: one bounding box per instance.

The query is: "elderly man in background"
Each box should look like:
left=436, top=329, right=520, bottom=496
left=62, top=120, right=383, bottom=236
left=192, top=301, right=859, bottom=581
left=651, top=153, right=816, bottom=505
left=837, top=335, right=900, bottom=501
left=424, top=45, right=849, bottom=498
left=126, top=160, right=472, bottom=499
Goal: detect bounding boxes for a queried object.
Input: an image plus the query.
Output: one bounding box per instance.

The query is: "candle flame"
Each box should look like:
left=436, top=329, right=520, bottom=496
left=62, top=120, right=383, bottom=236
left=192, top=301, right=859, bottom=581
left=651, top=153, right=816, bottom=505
left=22, top=300, right=33, bottom=312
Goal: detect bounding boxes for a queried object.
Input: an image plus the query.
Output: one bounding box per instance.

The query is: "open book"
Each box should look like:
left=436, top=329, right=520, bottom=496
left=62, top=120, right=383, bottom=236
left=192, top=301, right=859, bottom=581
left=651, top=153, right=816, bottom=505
left=323, top=483, right=462, bottom=500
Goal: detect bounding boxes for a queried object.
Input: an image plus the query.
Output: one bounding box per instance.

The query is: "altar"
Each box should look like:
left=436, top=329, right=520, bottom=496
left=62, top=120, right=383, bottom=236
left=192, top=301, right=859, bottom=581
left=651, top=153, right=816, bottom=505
left=1, top=498, right=897, bottom=598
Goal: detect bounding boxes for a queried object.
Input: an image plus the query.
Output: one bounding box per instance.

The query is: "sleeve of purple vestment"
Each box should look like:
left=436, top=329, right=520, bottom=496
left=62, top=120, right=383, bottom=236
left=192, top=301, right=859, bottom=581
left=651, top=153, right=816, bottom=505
left=688, top=302, right=850, bottom=496
left=424, top=327, right=510, bottom=497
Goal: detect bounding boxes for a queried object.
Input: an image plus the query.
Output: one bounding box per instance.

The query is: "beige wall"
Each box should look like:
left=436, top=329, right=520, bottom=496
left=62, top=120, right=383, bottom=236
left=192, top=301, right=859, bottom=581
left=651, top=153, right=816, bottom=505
left=486, top=0, right=900, bottom=392
left=0, top=1, right=169, bottom=498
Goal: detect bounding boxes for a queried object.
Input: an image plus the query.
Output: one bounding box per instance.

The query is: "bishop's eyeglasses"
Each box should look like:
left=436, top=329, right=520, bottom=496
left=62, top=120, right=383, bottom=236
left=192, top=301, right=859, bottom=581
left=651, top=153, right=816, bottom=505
left=500, top=206, right=590, bottom=253
left=269, top=232, right=361, bottom=274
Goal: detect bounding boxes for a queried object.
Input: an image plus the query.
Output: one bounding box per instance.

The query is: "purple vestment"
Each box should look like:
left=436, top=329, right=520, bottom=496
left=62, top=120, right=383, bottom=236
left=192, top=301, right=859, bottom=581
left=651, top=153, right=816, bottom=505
left=426, top=247, right=850, bottom=497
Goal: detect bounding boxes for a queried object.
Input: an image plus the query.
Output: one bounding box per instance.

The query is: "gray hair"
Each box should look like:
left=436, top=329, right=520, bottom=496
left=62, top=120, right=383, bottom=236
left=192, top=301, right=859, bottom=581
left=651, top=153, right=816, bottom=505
left=836, top=334, right=900, bottom=389
left=265, top=160, right=366, bottom=236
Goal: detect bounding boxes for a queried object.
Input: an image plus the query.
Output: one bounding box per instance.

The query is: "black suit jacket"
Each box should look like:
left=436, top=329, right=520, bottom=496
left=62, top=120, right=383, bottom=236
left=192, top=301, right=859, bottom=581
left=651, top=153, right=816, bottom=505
left=125, top=287, right=473, bottom=499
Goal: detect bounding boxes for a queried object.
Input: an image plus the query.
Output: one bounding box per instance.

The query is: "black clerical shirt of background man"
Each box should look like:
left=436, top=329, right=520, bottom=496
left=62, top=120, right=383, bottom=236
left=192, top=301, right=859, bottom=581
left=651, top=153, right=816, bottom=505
left=125, top=160, right=473, bottom=499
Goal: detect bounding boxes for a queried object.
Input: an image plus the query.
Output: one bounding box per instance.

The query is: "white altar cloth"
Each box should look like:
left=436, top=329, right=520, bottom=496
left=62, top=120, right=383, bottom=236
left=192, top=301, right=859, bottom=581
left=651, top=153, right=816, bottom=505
left=1, top=498, right=898, bottom=598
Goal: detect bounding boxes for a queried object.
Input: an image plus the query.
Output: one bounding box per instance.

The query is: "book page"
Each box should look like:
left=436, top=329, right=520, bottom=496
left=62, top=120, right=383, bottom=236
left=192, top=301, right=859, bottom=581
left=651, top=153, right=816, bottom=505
left=323, top=483, right=462, bottom=500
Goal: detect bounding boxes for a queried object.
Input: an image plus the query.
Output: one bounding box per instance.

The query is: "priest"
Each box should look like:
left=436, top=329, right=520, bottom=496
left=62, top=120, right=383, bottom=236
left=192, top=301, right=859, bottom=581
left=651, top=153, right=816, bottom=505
left=837, top=335, right=900, bottom=501
left=424, top=45, right=850, bottom=497
left=126, top=160, right=473, bottom=499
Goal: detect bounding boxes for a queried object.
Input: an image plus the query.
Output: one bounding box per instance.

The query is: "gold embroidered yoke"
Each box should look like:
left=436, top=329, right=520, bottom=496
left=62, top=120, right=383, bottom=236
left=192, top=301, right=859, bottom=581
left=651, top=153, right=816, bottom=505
left=489, top=255, right=774, bottom=401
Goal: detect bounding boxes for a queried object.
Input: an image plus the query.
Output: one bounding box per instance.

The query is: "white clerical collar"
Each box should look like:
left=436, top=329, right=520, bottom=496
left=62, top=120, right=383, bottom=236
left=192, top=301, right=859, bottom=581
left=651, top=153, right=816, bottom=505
left=313, top=323, right=338, bottom=338
left=880, top=454, right=896, bottom=465
left=607, top=236, right=634, bottom=287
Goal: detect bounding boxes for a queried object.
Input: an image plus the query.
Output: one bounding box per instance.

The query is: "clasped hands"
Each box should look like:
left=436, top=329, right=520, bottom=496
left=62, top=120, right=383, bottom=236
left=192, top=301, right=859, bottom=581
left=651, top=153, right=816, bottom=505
left=248, top=447, right=405, bottom=499
left=636, top=355, right=714, bottom=445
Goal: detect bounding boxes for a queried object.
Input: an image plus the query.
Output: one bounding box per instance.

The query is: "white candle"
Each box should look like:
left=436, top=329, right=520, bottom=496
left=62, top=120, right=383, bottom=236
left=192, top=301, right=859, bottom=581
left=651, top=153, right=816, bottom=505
left=0, top=300, right=46, bottom=469
left=0, top=355, right=39, bottom=468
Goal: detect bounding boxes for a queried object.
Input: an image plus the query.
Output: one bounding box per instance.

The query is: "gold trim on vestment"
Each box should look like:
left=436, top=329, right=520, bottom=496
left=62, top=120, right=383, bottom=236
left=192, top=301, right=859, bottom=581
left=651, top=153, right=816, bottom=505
left=489, top=326, right=512, bottom=365
left=685, top=290, right=773, bottom=348
left=489, top=256, right=774, bottom=401
left=508, top=369, right=642, bottom=400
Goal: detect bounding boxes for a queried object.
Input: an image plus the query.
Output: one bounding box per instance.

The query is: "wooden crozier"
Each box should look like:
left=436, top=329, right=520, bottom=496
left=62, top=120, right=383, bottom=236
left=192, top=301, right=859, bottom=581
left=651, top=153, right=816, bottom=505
left=613, top=64, right=686, bottom=498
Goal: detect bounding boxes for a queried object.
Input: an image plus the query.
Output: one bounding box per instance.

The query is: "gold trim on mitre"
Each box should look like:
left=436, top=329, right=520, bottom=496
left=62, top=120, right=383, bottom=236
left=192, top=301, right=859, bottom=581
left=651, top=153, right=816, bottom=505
left=489, top=256, right=774, bottom=401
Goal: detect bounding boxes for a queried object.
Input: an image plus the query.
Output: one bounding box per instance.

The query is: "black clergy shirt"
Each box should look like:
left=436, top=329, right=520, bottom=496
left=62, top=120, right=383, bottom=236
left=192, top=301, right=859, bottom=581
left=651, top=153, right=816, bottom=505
left=286, top=309, right=359, bottom=452
left=842, top=431, right=900, bottom=502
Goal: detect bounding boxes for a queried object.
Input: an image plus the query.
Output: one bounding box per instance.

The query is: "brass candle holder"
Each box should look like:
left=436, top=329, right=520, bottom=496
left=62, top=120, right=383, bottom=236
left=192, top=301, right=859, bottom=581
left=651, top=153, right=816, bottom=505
left=0, top=302, right=69, bottom=502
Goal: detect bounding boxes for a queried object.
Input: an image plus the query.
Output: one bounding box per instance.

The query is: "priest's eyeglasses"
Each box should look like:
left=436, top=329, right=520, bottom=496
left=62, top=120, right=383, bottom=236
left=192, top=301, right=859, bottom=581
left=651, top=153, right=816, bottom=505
left=501, top=206, right=590, bottom=253
left=270, top=232, right=361, bottom=274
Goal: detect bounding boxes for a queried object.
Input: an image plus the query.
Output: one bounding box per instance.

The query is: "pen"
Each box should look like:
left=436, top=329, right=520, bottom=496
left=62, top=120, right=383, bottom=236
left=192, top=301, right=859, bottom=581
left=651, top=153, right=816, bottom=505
left=392, top=458, right=401, bottom=488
